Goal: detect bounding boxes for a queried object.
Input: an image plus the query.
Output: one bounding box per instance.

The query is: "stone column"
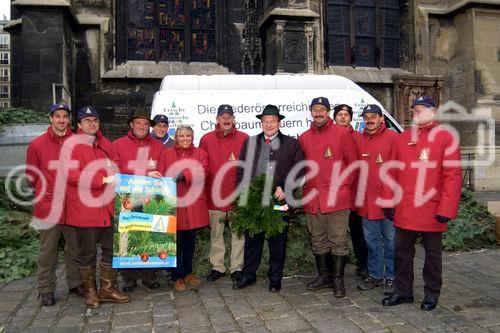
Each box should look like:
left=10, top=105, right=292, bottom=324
left=275, top=20, right=285, bottom=74
left=305, top=22, right=314, bottom=74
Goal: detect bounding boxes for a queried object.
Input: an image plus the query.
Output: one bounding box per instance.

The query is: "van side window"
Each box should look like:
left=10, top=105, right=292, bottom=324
left=325, top=0, right=401, bottom=68
left=124, top=0, right=216, bottom=62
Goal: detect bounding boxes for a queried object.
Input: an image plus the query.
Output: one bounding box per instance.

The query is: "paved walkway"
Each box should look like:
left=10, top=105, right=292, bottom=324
left=1, top=247, right=500, bottom=333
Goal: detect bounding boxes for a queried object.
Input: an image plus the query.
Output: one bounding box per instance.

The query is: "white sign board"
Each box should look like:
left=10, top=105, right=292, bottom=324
left=151, top=75, right=402, bottom=145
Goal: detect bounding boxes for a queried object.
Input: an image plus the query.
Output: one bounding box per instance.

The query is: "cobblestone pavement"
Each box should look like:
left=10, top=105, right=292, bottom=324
left=1, top=247, right=500, bottom=333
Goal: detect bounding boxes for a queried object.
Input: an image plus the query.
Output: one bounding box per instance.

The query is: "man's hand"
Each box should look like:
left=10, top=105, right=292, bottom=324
left=382, top=208, right=395, bottom=221
left=147, top=171, right=162, bottom=178
left=435, top=215, right=451, bottom=224
left=274, top=186, right=285, bottom=201
left=102, top=175, right=115, bottom=184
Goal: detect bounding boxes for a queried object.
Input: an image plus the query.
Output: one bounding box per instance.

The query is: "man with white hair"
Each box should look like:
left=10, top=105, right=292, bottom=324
left=381, top=96, right=461, bottom=311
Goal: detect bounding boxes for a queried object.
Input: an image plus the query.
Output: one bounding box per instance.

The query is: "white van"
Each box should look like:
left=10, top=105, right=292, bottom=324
left=151, top=74, right=402, bottom=145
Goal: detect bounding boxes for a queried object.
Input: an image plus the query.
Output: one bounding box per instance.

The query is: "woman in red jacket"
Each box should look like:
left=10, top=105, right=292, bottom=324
left=158, top=125, right=210, bottom=292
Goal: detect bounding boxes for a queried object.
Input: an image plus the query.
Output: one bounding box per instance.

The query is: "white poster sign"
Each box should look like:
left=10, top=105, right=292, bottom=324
left=152, top=88, right=393, bottom=145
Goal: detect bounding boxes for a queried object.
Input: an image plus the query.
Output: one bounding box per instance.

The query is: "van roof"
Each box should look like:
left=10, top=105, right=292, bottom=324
left=160, top=74, right=362, bottom=91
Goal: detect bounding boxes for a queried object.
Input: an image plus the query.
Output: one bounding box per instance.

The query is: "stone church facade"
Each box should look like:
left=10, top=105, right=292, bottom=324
left=5, top=0, right=500, bottom=190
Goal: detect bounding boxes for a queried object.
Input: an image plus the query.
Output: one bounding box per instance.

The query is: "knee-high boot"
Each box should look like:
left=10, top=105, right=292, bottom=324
left=79, top=266, right=100, bottom=309
left=98, top=263, right=131, bottom=303
left=306, top=253, right=334, bottom=291
left=332, top=255, right=347, bottom=298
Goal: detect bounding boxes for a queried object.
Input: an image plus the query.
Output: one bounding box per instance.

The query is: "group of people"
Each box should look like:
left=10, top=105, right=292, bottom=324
left=26, top=94, right=461, bottom=313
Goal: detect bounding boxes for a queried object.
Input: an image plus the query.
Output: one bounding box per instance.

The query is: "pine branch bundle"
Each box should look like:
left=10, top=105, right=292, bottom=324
left=231, top=175, right=287, bottom=238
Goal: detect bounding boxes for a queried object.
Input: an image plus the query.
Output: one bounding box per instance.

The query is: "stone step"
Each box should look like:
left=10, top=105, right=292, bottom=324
left=487, top=200, right=500, bottom=216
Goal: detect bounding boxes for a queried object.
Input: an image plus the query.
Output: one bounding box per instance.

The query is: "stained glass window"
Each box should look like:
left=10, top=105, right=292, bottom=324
left=126, top=0, right=216, bottom=62
left=326, top=0, right=401, bottom=68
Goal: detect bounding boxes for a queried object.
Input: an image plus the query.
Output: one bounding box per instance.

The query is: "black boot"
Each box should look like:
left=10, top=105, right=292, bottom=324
left=306, top=253, right=334, bottom=291
left=332, top=255, right=347, bottom=298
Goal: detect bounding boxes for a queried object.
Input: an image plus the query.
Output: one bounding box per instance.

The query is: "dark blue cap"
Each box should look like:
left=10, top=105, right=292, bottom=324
left=411, top=95, right=436, bottom=108
left=77, top=106, right=100, bottom=121
left=50, top=103, right=71, bottom=114
left=152, top=114, right=169, bottom=125
left=217, top=104, right=234, bottom=116
left=310, top=97, right=331, bottom=110
left=361, top=104, right=383, bottom=116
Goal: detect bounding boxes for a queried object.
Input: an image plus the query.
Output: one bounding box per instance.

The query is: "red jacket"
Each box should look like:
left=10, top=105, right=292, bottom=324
left=384, top=122, right=461, bottom=232
left=25, top=126, right=72, bottom=224
left=62, top=130, right=117, bottom=228
left=299, top=118, right=358, bottom=214
left=113, top=130, right=164, bottom=175
left=348, top=126, right=363, bottom=208
left=199, top=125, right=248, bottom=211
left=354, top=123, right=399, bottom=220
left=158, top=145, right=210, bottom=231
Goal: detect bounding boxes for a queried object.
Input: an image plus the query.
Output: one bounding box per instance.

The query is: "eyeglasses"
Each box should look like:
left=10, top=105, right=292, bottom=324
left=81, top=118, right=100, bottom=124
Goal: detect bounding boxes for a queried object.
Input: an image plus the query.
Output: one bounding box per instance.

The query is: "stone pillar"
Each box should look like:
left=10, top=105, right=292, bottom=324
left=305, top=22, right=315, bottom=74
left=275, top=20, right=285, bottom=73
left=258, top=3, right=319, bottom=74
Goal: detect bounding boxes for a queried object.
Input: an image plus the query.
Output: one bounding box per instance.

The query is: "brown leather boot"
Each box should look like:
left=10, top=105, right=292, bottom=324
left=79, top=266, right=100, bottom=309
left=98, top=263, right=131, bottom=303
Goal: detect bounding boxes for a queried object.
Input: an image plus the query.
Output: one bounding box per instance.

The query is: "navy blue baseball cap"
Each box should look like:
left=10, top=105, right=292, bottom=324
left=152, top=114, right=169, bottom=125
left=411, top=95, right=436, bottom=108
left=310, top=97, right=331, bottom=110
left=217, top=104, right=234, bottom=116
left=77, top=106, right=100, bottom=121
left=361, top=104, right=383, bottom=116
left=50, top=103, right=71, bottom=115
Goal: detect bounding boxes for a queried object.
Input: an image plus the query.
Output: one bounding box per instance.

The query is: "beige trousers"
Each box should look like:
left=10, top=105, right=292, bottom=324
left=208, top=210, right=245, bottom=274
left=305, top=210, right=350, bottom=256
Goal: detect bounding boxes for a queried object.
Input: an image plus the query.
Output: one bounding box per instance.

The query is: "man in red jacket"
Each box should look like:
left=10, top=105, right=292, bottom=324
left=62, top=106, right=130, bottom=308
left=381, top=96, right=461, bottom=311
left=333, top=104, right=368, bottom=280
left=353, top=105, right=398, bottom=295
left=25, top=103, right=83, bottom=306
left=199, top=105, right=248, bottom=282
left=113, top=107, right=164, bottom=291
left=299, top=97, right=358, bottom=298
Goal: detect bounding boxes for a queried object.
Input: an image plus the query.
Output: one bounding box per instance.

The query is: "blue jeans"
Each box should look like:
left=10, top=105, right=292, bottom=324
left=362, top=218, right=395, bottom=280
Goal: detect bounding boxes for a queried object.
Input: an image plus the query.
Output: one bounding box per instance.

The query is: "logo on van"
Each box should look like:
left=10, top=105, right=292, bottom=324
left=162, top=101, right=187, bottom=129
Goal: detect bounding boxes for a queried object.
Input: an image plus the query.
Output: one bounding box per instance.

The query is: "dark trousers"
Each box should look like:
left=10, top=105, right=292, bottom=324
left=394, top=227, right=443, bottom=298
left=242, top=227, right=288, bottom=284
left=349, top=211, right=368, bottom=269
left=75, top=226, right=114, bottom=266
left=37, top=224, right=81, bottom=293
left=172, top=229, right=197, bottom=281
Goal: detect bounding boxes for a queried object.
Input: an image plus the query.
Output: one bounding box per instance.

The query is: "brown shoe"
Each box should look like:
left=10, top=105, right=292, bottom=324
left=174, top=279, right=186, bottom=292
left=79, top=266, right=100, bottom=309
left=98, top=263, right=131, bottom=303
left=184, top=273, right=202, bottom=287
